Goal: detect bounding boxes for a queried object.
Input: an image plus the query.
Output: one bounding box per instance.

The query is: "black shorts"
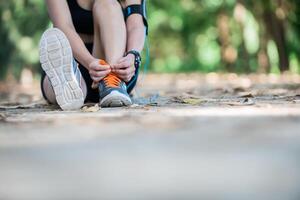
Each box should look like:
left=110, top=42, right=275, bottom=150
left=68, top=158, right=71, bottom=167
left=41, top=43, right=139, bottom=103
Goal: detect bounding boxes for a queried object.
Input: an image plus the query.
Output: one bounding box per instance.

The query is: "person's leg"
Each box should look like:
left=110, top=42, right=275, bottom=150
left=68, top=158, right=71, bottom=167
left=40, top=28, right=87, bottom=110
left=92, top=0, right=126, bottom=64
left=92, top=0, right=132, bottom=107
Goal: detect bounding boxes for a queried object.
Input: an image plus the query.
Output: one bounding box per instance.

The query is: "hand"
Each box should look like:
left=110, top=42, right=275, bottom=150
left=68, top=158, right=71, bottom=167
left=112, top=54, right=136, bottom=82
left=88, top=58, right=111, bottom=82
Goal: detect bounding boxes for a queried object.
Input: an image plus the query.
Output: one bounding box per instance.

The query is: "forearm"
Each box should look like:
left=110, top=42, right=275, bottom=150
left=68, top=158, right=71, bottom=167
left=126, top=17, right=146, bottom=53
left=57, top=26, right=94, bottom=68
left=45, top=0, right=94, bottom=69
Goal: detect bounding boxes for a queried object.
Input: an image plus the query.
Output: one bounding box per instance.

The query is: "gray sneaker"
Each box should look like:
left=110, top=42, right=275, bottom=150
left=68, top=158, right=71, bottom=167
left=99, top=73, right=132, bottom=107
left=39, top=28, right=84, bottom=110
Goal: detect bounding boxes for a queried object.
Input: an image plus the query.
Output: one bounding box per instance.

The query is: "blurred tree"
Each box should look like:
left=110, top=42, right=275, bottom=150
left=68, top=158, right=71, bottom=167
left=262, top=0, right=289, bottom=72
left=149, top=0, right=300, bottom=74
left=0, top=0, right=49, bottom=80
left=0, top=0, right=299, bottom=81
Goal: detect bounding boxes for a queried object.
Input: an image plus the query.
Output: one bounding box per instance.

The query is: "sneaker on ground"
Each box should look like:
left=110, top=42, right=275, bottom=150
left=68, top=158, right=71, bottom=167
left=39, top=28, right=84, bottom=110
left=99, top=73, right=132, bottom=107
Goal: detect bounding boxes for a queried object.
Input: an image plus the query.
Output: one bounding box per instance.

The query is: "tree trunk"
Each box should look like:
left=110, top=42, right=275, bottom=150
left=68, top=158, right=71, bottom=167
left=263, top=0, right=289, bottom=72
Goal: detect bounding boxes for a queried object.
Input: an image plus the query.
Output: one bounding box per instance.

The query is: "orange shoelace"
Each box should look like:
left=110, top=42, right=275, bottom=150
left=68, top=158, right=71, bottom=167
left=103, top=73, right=121, bottom=88
left=96, top=60, right=121, bottom=88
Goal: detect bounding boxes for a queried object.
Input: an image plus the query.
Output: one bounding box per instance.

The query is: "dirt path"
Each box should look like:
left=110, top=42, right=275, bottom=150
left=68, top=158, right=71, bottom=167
left=1, top=74, right=300, bottom=199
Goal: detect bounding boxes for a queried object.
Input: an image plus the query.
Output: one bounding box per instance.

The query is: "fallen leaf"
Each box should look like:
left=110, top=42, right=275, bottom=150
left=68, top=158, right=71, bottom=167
left=0, top=113, right=7, bottom=122
left=143, top=106, right=151, bottom=111
left=226, top=98, right=255, bottom=106
left=130, top=104, right=140, bottom=108
left=239, top=93, right=254, bottom=98
left=171, top=96, right=186, bottom=104
left=233, top=87, right=247, bottom=93
left=172, top=96, right=203, bottom=105
left=182, top=98, right=202, bottom=105
left=81, top=104, right=100, bottom=112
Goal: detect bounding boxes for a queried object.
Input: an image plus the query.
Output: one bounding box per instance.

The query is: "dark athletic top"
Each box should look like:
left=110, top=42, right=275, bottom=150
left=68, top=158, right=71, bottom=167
left=67, top=0, right=94, bottom=35
left=66, top=0, right=147, bottom=35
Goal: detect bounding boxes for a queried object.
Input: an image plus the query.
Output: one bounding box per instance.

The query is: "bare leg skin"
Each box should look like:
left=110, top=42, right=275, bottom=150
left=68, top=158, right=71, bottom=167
left=92, top=13, right=105, bottom=59
left=92, top=0, right=127, bottom=64
left=92, top=0, right=132, bottom=107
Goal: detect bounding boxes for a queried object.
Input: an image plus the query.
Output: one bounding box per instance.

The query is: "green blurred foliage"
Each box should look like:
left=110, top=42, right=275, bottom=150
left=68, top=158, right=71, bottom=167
left=0, top=0, right=299, bottom=80
left=0, top=0, right=50, bottom=79
left=149, top=0, right=300, bottom=73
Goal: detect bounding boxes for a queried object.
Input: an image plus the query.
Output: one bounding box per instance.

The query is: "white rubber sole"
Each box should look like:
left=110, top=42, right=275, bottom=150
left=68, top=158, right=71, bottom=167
left=39, top=28, right=84, bottom=111
left=100, top=90, right=132, bottom=107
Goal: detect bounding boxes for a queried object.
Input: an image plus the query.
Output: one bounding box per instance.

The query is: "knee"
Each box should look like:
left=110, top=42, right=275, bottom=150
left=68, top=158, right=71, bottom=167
left=93, top=0, right=121, bottom=12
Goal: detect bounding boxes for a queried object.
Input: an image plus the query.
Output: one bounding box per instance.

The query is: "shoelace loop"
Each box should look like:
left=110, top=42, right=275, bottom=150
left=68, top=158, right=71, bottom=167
left=98, top=60, right=121, bottom=88
left=103, top=73, right=121, bottom=88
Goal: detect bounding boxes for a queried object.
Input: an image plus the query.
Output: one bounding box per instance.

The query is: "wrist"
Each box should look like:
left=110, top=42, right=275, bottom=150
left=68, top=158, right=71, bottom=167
left=125, top=50, right=141, bottom=69
left=85, top=56, right=95, bottom=69
left=127, top=53, right=135, bottom=61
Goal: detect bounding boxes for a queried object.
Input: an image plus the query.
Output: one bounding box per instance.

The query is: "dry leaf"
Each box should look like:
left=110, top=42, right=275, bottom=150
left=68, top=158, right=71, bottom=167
left=143, top=106, right=151, bottom=110
left=81, top=104, right=100, bottom=112
left=172, top=96, right=186, bottom=104
left=227, top=98, right=255, bottom=106
left=233, top=87, right=247, bottom=93
left=182, top=98, right=202, bottom=105
left=130, top=104, right=140, bottom=108
left=239, top=93, right=254, bottom=98
left=172, top=96, right=203, bottom=105
left=0, top=113, right=7, bottom=122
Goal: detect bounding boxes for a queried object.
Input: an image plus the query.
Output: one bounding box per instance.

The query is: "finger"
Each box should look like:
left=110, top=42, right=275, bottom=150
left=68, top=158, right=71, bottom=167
left=115, top=69, right=132, bottom=76
left=126, top=66, right=136, bottom=75
left=90, top=66, right=110, bottom=72
left=127, top=73, right=135, bottom=82
left=89, top=69, right=111, bottom=77
left=113, top=59, right=133, bottom=69
left=119, top=72, right=134, bottom=83
left=89, top=69, right=111, bottom=78
left=123, top=76, right=131, bottom=83
left=114, top=69, right=127, bottom=76
left=90, top=64, right=111, bottom=71
left=115, top=67, right=135, bottom=76
left=91, top=71, right=110, bottom=79
left=118, top=75, right=127, bottom=82
left=112, top=62, right=127, bottom=70
left=118, top=54, right=134, bottom=64
left=126, top=75, right=134, bottom=82
left=91, top=76, right=104, bottom=82
left=130, top=67, right=136, bottom=74
left=129, top=72, right=135, bottom=80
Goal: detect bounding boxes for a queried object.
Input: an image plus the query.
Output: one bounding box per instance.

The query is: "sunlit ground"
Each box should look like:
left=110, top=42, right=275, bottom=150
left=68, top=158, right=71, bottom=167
left=1, top=73, right=300, bottom=199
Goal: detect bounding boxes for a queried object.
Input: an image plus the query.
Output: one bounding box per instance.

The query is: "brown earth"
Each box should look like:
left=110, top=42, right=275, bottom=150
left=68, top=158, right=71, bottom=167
left=1, top=73, right=300, bottom=200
